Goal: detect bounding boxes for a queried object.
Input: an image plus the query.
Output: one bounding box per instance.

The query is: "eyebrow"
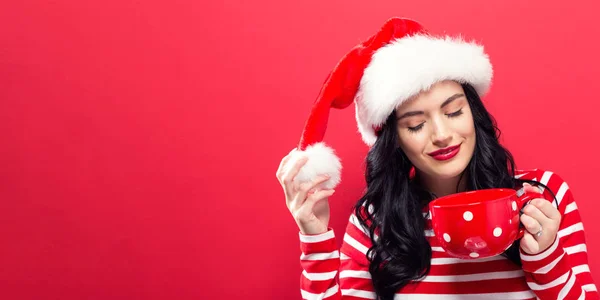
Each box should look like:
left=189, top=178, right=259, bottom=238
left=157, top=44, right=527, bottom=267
left=396, top=93, right=465, bottom=120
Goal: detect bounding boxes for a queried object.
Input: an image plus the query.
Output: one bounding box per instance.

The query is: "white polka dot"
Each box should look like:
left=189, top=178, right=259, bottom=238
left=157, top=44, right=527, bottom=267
left=470, top=252, right=480, bottom=258
left=493, top=227, right=503, bottom=237
left=463, top=211, right=473, bottom=221
left=512, top=201, right=517, bottom=211
left=443, top=233, right=451, bottom=242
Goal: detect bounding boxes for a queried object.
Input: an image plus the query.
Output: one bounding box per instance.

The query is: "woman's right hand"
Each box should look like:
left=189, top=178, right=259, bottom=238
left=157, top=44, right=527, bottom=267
left=276, top=149, right=336, bottom=235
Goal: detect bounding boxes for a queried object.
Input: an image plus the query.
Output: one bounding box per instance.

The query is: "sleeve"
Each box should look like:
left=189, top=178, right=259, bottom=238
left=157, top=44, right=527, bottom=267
left=298, top=213, right=376, bottom=300
left=520, top=171, right=599, bottom=300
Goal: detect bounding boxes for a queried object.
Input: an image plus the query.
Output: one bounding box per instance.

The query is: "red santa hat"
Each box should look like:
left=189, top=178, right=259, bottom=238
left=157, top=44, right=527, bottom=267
left=284, top=17, right=493, bottom=190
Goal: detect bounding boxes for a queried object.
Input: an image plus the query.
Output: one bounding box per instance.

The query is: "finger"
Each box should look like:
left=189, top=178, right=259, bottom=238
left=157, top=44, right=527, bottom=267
left=292, top=176, right=304, bottom=193
left=520, top=214, right=542, bottom=236
left=280, top=155, right=309, bottom=189
left=276, top=148, right=298, bottom=179
left=530, top=198, right=562, bottom=222
left=303, top=189, right=335, bottom=210
left=293, top=174, right=331, bottom=209
left=522, top=201, right=553, bottom=228
left=520, top=232, right=540, bottom=254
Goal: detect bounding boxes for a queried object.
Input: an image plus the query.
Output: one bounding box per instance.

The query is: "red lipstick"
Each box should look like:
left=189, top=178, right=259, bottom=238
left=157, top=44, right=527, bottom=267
left=428, top=144, right=461, bottom=161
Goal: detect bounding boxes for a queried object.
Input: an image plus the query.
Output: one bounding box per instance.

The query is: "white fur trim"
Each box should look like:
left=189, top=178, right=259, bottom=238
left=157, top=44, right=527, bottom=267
left=355, top=34, right=493, bottom=146
left=283, top=142, right=342, bottom=189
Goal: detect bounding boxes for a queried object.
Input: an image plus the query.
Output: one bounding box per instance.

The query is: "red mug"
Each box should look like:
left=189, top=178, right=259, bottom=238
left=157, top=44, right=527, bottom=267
left=428, top=188, right=540, bottom=259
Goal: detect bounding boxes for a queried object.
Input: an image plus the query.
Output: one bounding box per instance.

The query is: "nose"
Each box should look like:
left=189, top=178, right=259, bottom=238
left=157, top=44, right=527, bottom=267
left=431, top=118, right=452, bottom=146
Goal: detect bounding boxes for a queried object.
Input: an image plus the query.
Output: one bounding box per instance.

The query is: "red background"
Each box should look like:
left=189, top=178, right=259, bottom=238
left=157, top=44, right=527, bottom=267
left=1, top=1, right=599, bottom=299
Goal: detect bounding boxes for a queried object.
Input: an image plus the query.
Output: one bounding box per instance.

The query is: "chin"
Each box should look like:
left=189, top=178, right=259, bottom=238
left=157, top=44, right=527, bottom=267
left=426, top=158, right=470, bottom=180
left=432, top=168, right=465, bottom=180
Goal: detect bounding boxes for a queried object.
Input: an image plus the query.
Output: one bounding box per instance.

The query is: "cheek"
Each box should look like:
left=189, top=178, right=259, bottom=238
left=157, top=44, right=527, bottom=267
left=398, top=131, right=428, bottom=157
left=454, top=114, right=477, bottom=155
left=460, top=123, right=476, bottom=139
left=456, top=113, right=476, bottom=138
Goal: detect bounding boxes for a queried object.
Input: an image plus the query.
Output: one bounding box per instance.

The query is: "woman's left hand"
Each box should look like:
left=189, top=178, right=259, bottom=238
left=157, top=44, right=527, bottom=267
left=519, top=183, right=562, bottom=255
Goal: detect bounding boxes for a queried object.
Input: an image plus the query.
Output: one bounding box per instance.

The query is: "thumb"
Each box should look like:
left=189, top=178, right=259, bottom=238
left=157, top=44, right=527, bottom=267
left=522, top=182, right=543, bottom=194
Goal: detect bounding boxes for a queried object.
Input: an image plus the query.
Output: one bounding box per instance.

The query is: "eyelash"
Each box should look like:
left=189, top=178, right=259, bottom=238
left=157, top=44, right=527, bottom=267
left=407, top=109, right=464, bottom=133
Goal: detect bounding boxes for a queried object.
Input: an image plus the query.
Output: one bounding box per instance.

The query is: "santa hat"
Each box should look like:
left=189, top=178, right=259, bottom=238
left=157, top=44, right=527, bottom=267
left=284, top=17, right=493, bottom=190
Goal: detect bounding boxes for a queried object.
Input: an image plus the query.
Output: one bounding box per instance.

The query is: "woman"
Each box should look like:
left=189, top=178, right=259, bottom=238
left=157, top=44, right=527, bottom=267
left=276, top=18, right=597, bottom=299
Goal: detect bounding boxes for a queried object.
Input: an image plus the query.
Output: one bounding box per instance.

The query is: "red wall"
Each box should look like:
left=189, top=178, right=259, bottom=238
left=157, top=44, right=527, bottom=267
left=1, top=1, right=599, bottom=299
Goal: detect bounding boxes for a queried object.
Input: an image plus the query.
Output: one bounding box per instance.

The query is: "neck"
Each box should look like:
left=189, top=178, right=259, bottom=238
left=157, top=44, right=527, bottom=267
left=417, top=170, right=468, bottom=198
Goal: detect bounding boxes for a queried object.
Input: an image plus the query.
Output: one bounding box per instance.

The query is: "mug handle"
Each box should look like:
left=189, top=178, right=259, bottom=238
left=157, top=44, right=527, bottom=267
left=516, top=187, right=543, bottom=240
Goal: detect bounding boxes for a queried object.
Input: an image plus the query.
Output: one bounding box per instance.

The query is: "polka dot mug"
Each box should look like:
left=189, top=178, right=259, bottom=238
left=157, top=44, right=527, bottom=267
left=428, top=188, right=539, bottom=259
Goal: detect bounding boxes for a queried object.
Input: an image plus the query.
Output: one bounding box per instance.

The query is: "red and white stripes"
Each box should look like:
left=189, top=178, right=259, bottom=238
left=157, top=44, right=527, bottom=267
left=297, top=169, right=598, bottom=299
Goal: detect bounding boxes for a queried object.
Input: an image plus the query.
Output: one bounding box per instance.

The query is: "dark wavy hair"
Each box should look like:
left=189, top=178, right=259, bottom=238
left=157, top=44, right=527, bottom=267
left=353, top=83, right=557, bottom=299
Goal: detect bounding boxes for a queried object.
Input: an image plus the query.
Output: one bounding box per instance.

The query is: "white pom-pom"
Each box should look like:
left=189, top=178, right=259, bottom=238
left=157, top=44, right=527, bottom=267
left=283, top=142, right=342, bottom=190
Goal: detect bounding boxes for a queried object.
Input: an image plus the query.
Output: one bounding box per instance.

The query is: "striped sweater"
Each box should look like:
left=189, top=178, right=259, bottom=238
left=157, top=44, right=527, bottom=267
left=298, top=169, right=598, bottom=299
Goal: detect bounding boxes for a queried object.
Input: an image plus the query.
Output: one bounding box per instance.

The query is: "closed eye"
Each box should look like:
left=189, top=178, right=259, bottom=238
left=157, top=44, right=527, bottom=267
left=407, top=123, right=424, bottom=133
left=446, top=108, right=463, bottom=118
left=407, top=108, right=463, bottom=133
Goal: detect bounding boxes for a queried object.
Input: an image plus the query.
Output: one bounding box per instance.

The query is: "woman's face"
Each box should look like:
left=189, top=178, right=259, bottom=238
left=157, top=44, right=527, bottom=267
left=395, top=80, right=476, bottom=180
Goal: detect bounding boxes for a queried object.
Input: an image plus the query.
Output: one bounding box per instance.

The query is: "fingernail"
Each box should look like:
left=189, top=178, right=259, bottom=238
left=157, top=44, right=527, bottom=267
left=523, top=182, right=531, bottom=187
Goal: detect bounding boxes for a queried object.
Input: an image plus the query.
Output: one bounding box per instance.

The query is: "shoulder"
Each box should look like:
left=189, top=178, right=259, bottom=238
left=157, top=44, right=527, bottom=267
left=516, top=168, right=568, bottom=186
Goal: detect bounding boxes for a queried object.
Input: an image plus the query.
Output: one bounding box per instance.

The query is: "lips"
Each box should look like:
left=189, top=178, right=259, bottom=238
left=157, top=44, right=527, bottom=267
left=428, top=144, right=462, bottom=161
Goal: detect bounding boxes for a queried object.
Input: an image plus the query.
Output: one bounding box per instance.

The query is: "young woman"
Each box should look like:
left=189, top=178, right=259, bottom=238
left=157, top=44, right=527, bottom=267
left=276, top=18, right=597, bottom=299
